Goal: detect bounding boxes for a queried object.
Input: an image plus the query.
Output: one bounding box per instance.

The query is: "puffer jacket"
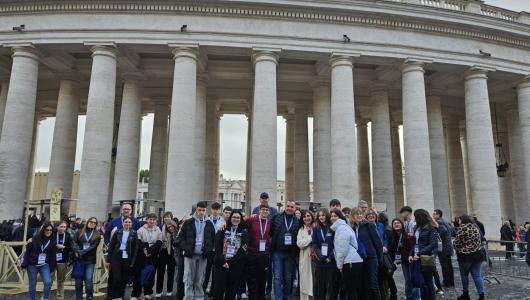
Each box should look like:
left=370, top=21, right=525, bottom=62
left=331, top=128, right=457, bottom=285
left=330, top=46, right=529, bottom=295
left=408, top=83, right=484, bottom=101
left=436, top=217, right=454, bottom=256
left=411, top=224, right=438, bottom=257
left=330, top=219, right=363, bottom=269
left=106, top=228, right=139, bottom=267
left=176, top=214, right=216, bottom=258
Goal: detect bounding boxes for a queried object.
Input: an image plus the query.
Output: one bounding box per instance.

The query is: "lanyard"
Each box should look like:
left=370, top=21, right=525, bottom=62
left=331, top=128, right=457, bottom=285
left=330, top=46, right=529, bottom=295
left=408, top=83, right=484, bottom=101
left=230, top=227, right=237, bottom=242
left=41, top=240, right=51, bottom=253
left=57, top=233, right=65, bottom=245
left=197, top=220, right=204, bottom=235
left=259, top=218, right=268, bottom=240
left=84, top=231, right=94, bottom=243
left=320, top=228, right=326, bottom=241
left=396, top=233, right=403, bottom=251
left=284, top=215, right=294, bottom=231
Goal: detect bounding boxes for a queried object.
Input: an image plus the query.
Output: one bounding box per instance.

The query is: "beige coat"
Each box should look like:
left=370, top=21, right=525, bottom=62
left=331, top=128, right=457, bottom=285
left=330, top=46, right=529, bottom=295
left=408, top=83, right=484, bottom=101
left=297, top=225, right=313, bottom=297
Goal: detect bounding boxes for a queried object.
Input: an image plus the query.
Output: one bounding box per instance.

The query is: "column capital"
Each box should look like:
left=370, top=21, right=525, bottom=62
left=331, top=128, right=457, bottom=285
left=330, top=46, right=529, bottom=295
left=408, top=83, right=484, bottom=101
left=311, top=76, right=330, bottom=88
left=400, top=58, right=428, bottom=74
left=169, top=44, right=199, bottom=61
left=122, top=72, right=145, bottom=84
left=4, top=43, right=40, bottom=61
left=517, top=75, right=530, bottom=90
left=464, top=67, right=491, bottom=81
left=369, top=83, right=388, bottom=94
left=85, top=42, right=118, bottom=59
left=252, top=49, right=279, bottom=66
left=329, top=52, right=359, bottom=68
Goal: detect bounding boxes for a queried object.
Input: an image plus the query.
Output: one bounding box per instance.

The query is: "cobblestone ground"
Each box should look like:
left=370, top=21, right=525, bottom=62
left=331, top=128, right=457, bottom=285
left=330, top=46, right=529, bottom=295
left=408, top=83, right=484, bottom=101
left=6, top=258, right=530, bottom=300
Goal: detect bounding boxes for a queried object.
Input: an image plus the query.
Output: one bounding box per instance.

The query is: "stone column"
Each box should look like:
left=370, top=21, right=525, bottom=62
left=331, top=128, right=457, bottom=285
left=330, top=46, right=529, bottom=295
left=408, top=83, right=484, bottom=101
left=312, top=77, right=332, bottom=204
left=165, top=46, right=198, bottom=218
left=294, top=105, right=310, bottom=202
left=194, top=74, right=207, bottom=202
left=400, top=60, right=434, bottom=211
left=0, top=80, right=9, bottom=138
left=371, top=84, right=396, bottom=216
left=464, top=68, right=501, bottom=238
left=112, top=76, right=143, bottom=202
left=391, top=124, right=405, bottom=212
left=330, top=54, right=358, bottom=203
left=149, top=100, right=168, bottom=201
left=507, top=103, right=528, bottom=224
left=497, top=105, right=514, bottom=222
left=205, top=101, right=218, bottom=201
left=76, top=45, right=117, bottom=220
left=459, top=122, right=473, bottom=214
left=285, top=113, right=295, bottom=202
left=47, top=77, right=80, bottom=200
left=446, top=119, right=468, bottom=217
left=25, top=112, right=41, bottom=203
left=0, top=45, right=39, bottom=220
left=427, top=92, right=451, bottom=217
left=249, top=50, right=278, bottom=209
left=213, top=112, right=220, bottom=200
left=245, top=113, right=252, bottom=206
left=356, top=120, right=372, bottom=202
left=517, top=77, right=530, bottom=222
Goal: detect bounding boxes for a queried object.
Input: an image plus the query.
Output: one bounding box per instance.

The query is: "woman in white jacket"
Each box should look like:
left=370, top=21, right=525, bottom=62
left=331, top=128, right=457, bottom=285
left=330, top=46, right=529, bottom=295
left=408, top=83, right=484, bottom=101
left=330, top=210, right=363, bottom=300
left=296, top=210, right=314, bottom=300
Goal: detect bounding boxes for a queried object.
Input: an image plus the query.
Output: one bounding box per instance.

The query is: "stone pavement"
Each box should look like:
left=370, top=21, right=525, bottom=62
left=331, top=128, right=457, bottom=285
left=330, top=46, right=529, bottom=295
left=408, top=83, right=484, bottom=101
left=6, top=260, right=530, bottom=300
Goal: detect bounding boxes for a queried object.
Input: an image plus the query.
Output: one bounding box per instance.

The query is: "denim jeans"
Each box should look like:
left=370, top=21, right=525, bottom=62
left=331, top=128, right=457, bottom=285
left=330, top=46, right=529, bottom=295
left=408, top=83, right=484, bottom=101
left=272, top=251, right=295, bottom=300
left=27, top=264, right=53, bottom=300
left=458, top=260, right=485, bottom=294
left=75, top=263, right=95, bottom=300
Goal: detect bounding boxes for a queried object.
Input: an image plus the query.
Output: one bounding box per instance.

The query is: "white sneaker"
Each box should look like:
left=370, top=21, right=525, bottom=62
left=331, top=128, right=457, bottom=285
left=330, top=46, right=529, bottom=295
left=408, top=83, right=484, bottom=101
left=145, top=295, right=154, bottom=299
left=130, top=297, right=138, bottom=300
left=240, top=293, right=248, bottom=299
left=165, top=291, right=173, bottom=297
left=155, top=293, right=163, bottom=298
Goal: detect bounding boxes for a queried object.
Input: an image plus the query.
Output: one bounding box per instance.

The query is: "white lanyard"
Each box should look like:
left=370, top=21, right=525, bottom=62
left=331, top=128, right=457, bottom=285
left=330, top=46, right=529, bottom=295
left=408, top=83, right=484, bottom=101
left=197, top=220, right=204, bottom=235
left=57, top=233, right=65, bottom=245
left=320, top=228, right=326, bottom=241
left=259, top=218, right=268, bottom=240
left=84, top=231, right=94, bottom=243
left=230, top=227, right=237, bottom=243
left=396, top=233, right=403, bottom=251
left=41, top=240, right=51, bottom=253
left=284, top=216, right=294, bottom=231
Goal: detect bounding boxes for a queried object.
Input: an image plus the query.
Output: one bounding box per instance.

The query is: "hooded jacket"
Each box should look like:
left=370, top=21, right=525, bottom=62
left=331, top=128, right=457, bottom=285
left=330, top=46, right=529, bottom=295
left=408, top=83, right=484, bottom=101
left=331, top=219, right=363, bottom=269
left=137, top=224, right=163, bottom=258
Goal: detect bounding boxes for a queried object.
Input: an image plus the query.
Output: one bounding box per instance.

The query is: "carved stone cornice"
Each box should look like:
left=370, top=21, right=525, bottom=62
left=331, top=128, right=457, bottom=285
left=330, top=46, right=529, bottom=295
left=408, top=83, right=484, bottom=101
left=1, top=1, right=528, bottom=49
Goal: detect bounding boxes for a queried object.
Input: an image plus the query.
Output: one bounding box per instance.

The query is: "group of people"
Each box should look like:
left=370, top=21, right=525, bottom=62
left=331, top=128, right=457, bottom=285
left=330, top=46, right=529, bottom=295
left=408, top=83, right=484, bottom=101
left=19, top=192, right=528, bottom=300
left=500, top=220, right=530, bottom=260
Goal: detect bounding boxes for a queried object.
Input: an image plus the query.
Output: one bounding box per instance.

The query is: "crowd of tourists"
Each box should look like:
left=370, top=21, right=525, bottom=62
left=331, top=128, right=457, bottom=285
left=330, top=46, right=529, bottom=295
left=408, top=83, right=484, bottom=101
left=16, top=192, right=530, bottom=300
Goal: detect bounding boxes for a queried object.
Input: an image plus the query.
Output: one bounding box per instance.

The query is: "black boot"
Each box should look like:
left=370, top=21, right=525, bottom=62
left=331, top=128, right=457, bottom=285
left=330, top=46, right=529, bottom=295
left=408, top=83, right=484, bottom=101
left=457, top=291, right=470, bottom=300
left=478, top=293, right=485, bottom=300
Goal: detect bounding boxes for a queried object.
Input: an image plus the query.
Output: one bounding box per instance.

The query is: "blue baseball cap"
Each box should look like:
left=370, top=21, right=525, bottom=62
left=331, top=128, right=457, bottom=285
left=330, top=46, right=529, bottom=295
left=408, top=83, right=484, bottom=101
left=260, top=192, right=269, bottom=199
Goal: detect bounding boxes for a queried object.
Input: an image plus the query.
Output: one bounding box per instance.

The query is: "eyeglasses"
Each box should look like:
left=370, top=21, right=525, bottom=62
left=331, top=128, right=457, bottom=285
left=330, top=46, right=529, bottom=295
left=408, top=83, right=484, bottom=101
left=44, top=229, right=53, bottom=232
left=88, top=221, right=97, bottom=224
left=231, top=216, right=241, bottom=219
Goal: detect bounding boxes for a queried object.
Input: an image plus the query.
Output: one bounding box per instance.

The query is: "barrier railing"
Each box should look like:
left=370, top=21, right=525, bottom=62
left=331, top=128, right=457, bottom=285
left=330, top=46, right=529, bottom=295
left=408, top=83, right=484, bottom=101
left=0, top=240, right=108, bottom=296
left=484, top=240, right=529, bottom=280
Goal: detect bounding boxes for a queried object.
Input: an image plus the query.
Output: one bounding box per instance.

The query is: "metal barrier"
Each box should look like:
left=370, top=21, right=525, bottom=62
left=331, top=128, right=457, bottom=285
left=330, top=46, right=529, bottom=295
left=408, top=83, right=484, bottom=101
left=0, top=239, right=108, bottom=296
left=484, top=240, right=529, bottom=280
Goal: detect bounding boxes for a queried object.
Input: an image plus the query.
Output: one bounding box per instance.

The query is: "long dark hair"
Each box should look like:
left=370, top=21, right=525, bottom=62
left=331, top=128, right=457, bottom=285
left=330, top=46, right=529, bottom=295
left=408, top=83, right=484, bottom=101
left=226, top=210, right=246, bottom=229
left=414, top=209, right=437, bottom=228
left=316, top=208, right=331, bottom=229
left=458, top=214, right=473, bottom=225
left=78, top=217, right=101, bottom=241
left=297, top=210, right=314, bottom=232
left=33, top=221, right=54, bottom=246
left=391, top=218, right=405, bottom=234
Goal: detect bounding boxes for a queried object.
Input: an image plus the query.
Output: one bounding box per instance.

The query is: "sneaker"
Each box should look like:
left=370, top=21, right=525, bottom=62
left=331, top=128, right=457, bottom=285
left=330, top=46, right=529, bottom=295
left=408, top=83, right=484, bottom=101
left=240, top=293, right=248, bottom=299
left=155, top=294, right=163, bottom=298
left=165, top=291, right=173, bottom=297
left=145, top=295, right=155, bottom=299
left=436, top=289, right=444, bottom=295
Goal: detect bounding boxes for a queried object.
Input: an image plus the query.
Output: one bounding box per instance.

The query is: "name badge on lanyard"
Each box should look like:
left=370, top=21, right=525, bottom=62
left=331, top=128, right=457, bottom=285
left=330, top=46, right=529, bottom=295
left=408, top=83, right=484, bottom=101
left=284, top=216, right=294, bottom=246
left=320, top=229, right=328, bottom=256
left=56, top=234, right=64, bottom=262
left=226, top=245, right=236, bottom=258
left=39, top=240, right=50, bottom=265
left=259, top=218, right=268, bottom=252
left=84, top=231, right=93, bottom=250
left=56, top=253, right=63, bottom=262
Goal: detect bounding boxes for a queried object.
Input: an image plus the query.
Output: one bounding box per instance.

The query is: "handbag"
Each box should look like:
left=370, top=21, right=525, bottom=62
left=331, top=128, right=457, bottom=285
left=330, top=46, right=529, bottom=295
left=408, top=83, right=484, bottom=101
left=71, top=260, right=85, bottom=279
left=420, top=254, right=436, bottom=272
left=381, top=253, right=397, bottom=274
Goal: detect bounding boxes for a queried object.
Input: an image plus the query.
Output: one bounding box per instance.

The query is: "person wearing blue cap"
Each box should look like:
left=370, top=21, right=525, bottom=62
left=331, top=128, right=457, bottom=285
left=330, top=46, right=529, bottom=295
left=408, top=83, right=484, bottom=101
left=252, top=192, right=278, bottom=219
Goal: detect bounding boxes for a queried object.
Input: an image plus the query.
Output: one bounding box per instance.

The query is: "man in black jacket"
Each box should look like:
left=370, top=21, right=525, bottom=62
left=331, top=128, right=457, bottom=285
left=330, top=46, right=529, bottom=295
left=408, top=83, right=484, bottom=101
left=177, top=201, right=216, bottom=300
left=271, top=199, right=299, bottom=300
left=500, top=221, right=515, bottom=259
left=433, top=209, right=455, bottom=287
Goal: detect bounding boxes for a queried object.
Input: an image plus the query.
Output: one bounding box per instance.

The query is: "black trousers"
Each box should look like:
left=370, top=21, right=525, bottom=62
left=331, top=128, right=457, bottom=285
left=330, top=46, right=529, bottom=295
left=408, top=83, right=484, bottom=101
left=156, top=250, right=176, bottom=294
left=110, top=258, right=130, bottom=299
left=314, top=267, right=340, bottom=300
left=438, top=254, right=454, bottom=286
left=341, top=262, right=362, bottom=300
left=506, top=243, right=514, bottom=258
left=247, top=254, right=269, bottom=300
left=176, top=253, right=185, bottom=300
left=213, top=263, right=244, bottom=300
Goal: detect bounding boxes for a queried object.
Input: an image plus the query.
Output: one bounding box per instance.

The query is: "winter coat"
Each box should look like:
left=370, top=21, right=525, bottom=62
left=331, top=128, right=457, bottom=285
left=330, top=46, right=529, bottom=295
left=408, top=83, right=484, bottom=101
left=297, top=226, right=313, bottom=297
left=53, top=231, right=75, bottom=264
left=436, top=217, right=454, bottom=256
left=270, top=213, right=299, bottom=257
left=21, top=237, right=57, bottom=272
left=214, top=226, right=248, bottom=268
left=500, top=224, right=514, bottom=244
left=453, top=223, right=485, bottom=262
left=105, top=216, right=141, bottom=244
left=137, top=224, right=163, bottom=259
left=106, top=228, right=139, bottom=267
left=312, top=225, right=336, bottom=268
left=330, top=219, right=363, bottom=269
left=74, top=229, right=101, bottom=264
left=411, top=225, right=438, bottom=257
left=177, top=214, right=216, bottom=258
left=353, top=220, right=383, bottom=260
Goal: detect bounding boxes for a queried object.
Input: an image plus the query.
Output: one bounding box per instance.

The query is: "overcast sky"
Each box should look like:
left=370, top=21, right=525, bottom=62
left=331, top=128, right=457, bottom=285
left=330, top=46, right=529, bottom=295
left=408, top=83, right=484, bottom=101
left=33, top=0, right=529, bottom=181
